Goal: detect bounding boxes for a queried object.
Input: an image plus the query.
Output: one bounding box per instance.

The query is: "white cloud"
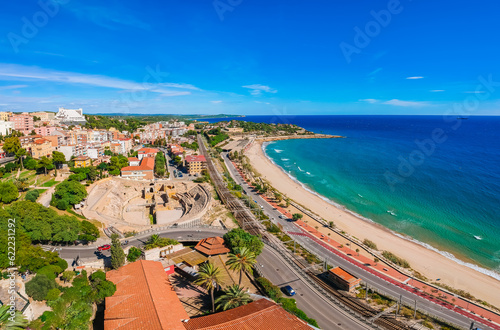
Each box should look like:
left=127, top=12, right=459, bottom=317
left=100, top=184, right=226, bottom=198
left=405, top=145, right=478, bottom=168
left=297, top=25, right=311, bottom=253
left=359, top=98, right=378, bottom=104
left=242, top=84, right=277, bottom=96
left=0, top=84, right=28, bottom=90
left=383, top=99, right=429, bottom=107
left=406, top=76, right=424, bottom=80
left=464, top=91, right=486, bottom=94
left=430, top=90, right=445, bottom=92
left=0, top=63, right=197, bottom=97
left=211, top=100, right=223, bottom=104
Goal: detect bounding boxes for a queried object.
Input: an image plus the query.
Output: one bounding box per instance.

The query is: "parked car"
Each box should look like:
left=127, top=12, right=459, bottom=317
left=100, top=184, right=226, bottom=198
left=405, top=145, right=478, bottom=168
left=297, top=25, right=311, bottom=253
left=282, top=285, right=296, bottom=296
left=97, top=244, right=111, bottom=251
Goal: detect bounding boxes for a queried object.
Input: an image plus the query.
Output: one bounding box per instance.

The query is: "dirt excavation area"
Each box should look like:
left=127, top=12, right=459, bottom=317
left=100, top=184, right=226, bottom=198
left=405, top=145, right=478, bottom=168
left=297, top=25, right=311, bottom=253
left=82, top=177, right=214, bottom=232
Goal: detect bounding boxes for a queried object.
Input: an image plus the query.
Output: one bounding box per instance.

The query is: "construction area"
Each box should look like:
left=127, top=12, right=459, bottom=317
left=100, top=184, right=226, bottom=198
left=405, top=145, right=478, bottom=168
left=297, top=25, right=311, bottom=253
left=82, top=177, right=212, bottom=231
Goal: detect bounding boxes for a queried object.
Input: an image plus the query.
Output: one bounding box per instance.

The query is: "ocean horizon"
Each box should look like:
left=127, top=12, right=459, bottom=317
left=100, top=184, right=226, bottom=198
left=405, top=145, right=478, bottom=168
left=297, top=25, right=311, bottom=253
left=206, top=115, right=500, bottom=280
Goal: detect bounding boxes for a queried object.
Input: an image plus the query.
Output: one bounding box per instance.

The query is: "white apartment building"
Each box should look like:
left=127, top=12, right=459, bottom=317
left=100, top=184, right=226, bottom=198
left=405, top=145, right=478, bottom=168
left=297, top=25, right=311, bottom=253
left=54, top=107, right=86, bottom=124
left=0, top=121, right=14, bottom=136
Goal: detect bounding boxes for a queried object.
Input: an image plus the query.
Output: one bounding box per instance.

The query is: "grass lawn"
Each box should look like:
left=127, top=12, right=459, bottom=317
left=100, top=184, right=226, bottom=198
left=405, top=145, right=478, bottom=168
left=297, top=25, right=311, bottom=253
left=41, top=178, right=58, bottom=187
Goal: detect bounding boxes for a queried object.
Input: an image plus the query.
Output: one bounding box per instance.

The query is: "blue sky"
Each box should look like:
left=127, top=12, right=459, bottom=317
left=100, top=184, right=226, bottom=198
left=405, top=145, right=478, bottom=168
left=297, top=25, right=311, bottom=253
left=1, top=0, right=500, bottom=115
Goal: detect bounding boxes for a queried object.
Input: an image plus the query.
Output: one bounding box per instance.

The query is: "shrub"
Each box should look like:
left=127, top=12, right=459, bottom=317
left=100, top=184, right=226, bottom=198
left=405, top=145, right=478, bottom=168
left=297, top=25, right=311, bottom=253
left=25, top=189, right=40, bottom=202
left=45, top=288, right=61, bottom=301
left=256, top=277, right=282, bottom=301
left=127, top=247, right=142, bottom=262
left=37, top=265, right=63, bottom=281
left=278, top=297, right=319, bottom=327
left=382, top=251, right=410, bottom=268
left=363, top=239, right=378, bottom=250
left=26, top=274, right=56, bottom=301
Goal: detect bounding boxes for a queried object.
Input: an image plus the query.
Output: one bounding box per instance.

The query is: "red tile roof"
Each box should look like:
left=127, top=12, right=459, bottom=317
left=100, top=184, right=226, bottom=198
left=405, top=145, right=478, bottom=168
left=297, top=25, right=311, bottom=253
left=105, top=260, right=189, bottom=330
left=74, top=155, right=90, bottom=161
left=138, top=147, right=159, bottom=154
left=185, top=155, right=206, bottom=163
left=194, top=237, right=230, bottom=256
left=121, top=157, right=155, bottom=172
left=329, top=267, right=359, bottom=284
left=33, top=138, right=49, bottom=145
left=127, top=157, right=139, bottom=162
left=183, top=299, right=311, bottom=330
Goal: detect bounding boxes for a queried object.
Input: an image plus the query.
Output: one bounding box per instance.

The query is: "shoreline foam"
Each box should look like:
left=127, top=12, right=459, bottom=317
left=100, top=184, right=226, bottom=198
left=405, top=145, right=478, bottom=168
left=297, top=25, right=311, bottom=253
left=262, top=142, right=500, bottom=281
left=248, top=139, right=500, bottom=306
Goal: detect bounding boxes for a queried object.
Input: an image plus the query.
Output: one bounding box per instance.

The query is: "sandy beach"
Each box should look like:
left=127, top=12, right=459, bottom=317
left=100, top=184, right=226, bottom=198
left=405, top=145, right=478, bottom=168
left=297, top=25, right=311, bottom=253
left=246, top=139, right=500, bottom=307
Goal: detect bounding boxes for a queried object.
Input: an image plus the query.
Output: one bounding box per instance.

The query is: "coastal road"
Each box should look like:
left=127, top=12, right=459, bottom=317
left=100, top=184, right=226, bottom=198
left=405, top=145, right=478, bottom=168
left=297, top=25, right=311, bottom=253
left=258, top=245, right=372, bottom=329
left=221, top=152, right=497, bottom=330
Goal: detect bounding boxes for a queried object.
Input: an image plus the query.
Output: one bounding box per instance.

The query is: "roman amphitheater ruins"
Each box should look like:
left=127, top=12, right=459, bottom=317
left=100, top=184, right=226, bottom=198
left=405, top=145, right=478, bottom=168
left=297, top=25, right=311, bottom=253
left=82, top=177, right=213, bottom=232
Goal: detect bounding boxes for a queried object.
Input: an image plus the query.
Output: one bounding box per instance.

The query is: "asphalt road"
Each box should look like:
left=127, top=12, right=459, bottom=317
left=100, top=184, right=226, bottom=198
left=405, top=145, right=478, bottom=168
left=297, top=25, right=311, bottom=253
left=258, top=245, right=371, bottom=329
left=221, top=152, right=495, bottom=330
left=0, top=156, right=15, bottom=165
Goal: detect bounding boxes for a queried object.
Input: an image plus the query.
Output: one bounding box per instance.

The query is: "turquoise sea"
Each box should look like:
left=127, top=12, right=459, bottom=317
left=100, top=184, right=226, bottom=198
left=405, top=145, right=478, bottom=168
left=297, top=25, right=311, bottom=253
left=207, top=115, right=500, bottom=279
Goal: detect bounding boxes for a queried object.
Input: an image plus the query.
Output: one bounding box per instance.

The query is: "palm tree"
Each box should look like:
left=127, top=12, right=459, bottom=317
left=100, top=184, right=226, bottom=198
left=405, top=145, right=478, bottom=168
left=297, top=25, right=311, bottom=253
left=0, top=305, right=28, bottom=330
left=226, top=247, right=256, bottom=286
left=194, top=262, right=223, bottom=313
left=215, top=284, right=252, bottom=311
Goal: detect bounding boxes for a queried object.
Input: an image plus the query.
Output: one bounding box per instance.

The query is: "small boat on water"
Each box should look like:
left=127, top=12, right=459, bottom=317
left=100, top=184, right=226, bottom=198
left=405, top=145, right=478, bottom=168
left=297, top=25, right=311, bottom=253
left=474, top=235, right=482, bottom=240
left=457, top=117, right=469, bottom=119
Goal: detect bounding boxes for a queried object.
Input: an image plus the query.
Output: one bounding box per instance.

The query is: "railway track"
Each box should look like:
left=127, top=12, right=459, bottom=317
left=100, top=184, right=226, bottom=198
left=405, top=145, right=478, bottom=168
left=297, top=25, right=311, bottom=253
left=198, top=135, right=410, bottom=330
left=307, top=272, right=410, bottom=330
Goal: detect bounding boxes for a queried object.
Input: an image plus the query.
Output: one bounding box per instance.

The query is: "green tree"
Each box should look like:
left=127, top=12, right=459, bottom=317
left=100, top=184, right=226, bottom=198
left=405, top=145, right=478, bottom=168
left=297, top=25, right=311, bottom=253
left=24, top=158, right=37, bottom=170
left=223, top=228, right=264, bottom=256
left=61, top=270, right=76, bottom=283
left=13, top=178, right=29, bottom=192
left=215, top=284, right=252, bottom=311
left=52, top=151, right=66, bottom=168
left=15, top=148, right=27, bottom=169
left=292, top=213, right=303, bottom=221
left=80, top=220, right=99, bottom=241
left=110, top=234, right=125, bottom=269
left=194, top=262, right=222, bottom=313
left=3, top=136, right=21, bottom=154
left=0, top=181, right=18, bottom=203
left=0, top=304, right=29, bottom=330
left=143, top=234, right=178, bottom=250
left=25, top=189, right=40, bottom=202
left=51, top=216, right=80, bottom=243
left=127, top=246, right=142, bottom=262
left=225, top=247, right=256, bottom=286
left=45, top=288, right=61, bottom=301
left=52, top=180, right=87, bottom=206
left=87, top=166, right=98, bottom=181
left=36, top=156, right=53, bottom=175
left=25, top=274, right=55, bottom=301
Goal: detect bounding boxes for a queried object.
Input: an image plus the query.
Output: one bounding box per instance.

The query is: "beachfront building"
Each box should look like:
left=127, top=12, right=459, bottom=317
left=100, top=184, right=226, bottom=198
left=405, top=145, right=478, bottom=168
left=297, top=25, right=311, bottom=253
left=185, top=155, right=206, bottom=175
left=74, top=155, right=91, bottom=168
left=120, top=157, right=155, bottom=180
left=9, top=113, right=34, bottom=135
left=54, top=107, right=86, bottom=125
left=328, top=266, right=362, bottom=292
left=0, top=121, right=14, bottom=136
